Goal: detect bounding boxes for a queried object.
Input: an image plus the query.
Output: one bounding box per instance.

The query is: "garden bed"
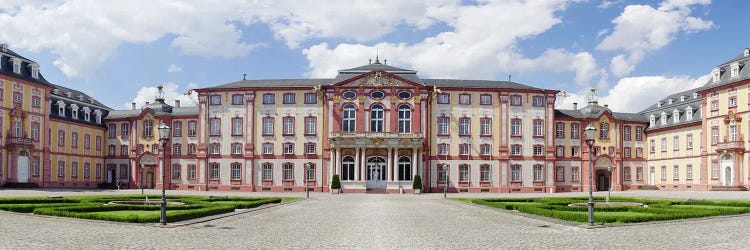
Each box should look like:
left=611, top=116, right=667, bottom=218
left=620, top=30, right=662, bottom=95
left=0, top=195, right=287, bottom=223
left=461, top=197, right=750, bottom=224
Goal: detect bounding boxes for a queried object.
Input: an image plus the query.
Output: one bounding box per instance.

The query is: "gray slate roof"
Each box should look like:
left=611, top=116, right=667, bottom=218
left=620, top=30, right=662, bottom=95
left=638, top=87, right=702, bottom=131
left=51, top=84, right=110, bottom=109
left=696, top=48, right=750, bottom=92
left=211, top=79, right=332, bottom=89
left=0, top=47, right=54, bottom=87
left=106, top=102, right=198, bottom=119
left=422, top=79, right=541, bottom=90
left=555, top=102, right=648, bottom=122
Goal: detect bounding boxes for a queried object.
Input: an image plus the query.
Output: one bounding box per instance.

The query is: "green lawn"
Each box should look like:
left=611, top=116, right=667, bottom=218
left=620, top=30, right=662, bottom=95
left=0, top=195, right=286, bottom=223
left=461, top=197, right=750, bottom=224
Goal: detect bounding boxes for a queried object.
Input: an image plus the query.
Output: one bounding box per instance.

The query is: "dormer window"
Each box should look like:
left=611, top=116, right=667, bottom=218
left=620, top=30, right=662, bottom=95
left=82, top=107, right=91, bottom=121
left=745, top=48, right=749, bottom=57
left=668, top=99, right=673, bottom=105
left=657, top=101, right=662, bottom=107
left=70, top=104, right=79, bottom=119
left=660, top=112, right=667, bottom=125
left=650, top=114, right=656, bottom=127
left=30, top=63, right=39, bottom=79
left=57, top=100, right=65, bottom=116
left=94, top=110, right=102, bottom=124
left=712, top=68, right=721, bottom=83
left=731, top=63, right=739, bottom=78
left=686, top=106, right=693, bottom=120
left=673, top=110, right=679, bottom=123
left=693, top=93, right=699, bottom=99
left=11, top=58, right=21, bottom=74
left=680, top=95, right=686, bottom=102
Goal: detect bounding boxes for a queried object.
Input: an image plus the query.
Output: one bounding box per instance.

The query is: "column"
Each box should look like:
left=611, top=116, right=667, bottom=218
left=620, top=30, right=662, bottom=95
left=394, top=148, right=400, bottom=181
left=360, top=148, right=367, bottom=181
left=354, top=148, right=360, bottom=182
left=412, top=148, right=418, bottom=181
left=335, top=148, right=341, bottom=176
left=329, top=150, right=334, bottom=181
left=386, top=148, right=393, bottom=182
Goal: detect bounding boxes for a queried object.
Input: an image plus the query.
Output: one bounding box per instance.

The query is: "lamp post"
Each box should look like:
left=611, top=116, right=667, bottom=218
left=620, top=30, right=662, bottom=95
left=584, top=124, right=597, bottom=226
left=158, top=122, right=171, bottom=225
left=305, top=163, right=310, bottom=199
left=140, top=163, right=144, bottom=195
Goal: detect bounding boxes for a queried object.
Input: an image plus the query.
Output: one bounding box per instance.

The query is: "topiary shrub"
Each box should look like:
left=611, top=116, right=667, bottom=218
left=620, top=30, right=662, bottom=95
left=412, top=175, right=422, bottom=190
left=331, top=175, right=341, bottom=190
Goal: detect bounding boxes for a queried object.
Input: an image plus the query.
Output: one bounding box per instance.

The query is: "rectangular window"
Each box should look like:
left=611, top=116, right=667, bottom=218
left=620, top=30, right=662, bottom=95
left=661, top=137, right=667, bottom=152
left=209, top=143, right=220, bottom=155
left=71, top=132, right=78, bottom=148
left=32, top=96, right=41, bottom=107
left=480, top=144, right=491, bottom=155
left=572, top=167, right=580, bottom=182
left=635, top=126, right=643, bottom=141
left=556, top=146, right=564, bottom=157
left=232, top=143, right=242, bottom=155
left=188, top=144, right=196, bottom=155
left=571, top=146, right=579, bottom=157
left=231, top=163, right=242, bottom=180
left=83, top=134, right=90, bottom=149
left=144, top=120, right=153, bottom=137
left=459, top=165, right=469, bottom=182
left=283, top=164, right=294, bottom=180
left=650, top=139, right=656, bottom=153
left=711, top=127, right=719, bottom=145
left=119, top=165, right=128, bottom=179
left=661, top=166, right=667, bottom=181
left=459, top=143, right=469, bottom=155
left=480, top=118, right=491, bottom=136
left=263, top=117, right=274, bottom=135
left=624, top=125, right=631, bottom=141
left=31, top=157, right=40, bottom=176
left=438, top=117, right=449, bottom=135
left=283, top=93, right=296, bottom=104
left=437, top=93, right=450, bottom=104
left=96, top=136, right=102, bottom=151
left=283, top=143, right=294, bottom=155
left=673, top=136, right=679, bottom=151
left=263, top=143, right=274, bottom=155
left=282, top=117, right=295, bottom=136
left=188, top=121, right=197, bottom=136
left=480, top=165, right=490, bottom=182
left=57, top=161, right=65, bottom=177
left=673, top=165, right=680, bottom=180
left=108, top=145, right=116, bottom=155
left=305, top=143, right=316, bottom=155
left=636, top=148, right=643, bottom=158
left=109, top=124, right=117, bottom=139
left=571, top=123, right=580, bottom=139
left=624, top=167, right=631, bottom=181
left=533, top=145, right=543, bottom=156
left=687, top=134, right=693, bottom=149
left=13, top=92, right=22, bottom=103
left=624, top=147, right=631, bottom=158
left=172, top=164, right=181, bottom=179
left=711, top=100, right=719, bottom=111
left=555, top=166, right=564, bottom=182
left=729, top=96, right=737, bottom=107
left=188, top=165, right=196, bottom=179
left=121, top=145, right=128, bottom=156
left=555, top=123, right=564, bottom=138
left=510, top=95, right=522, bottom=106
left=686, top=165, right=693, bottom=180
left=232, top=94, right=244, bottom=105
left=438, top=165, right=447, bottom=182
left=173, top=144, right=182, bottom=155
left=209, top=118, right=221, bottom=136
left=511, top=165, right=521, bottom=181
left=511, top=119, right=521, bottom=136
left=304, top=93, right=317, bottom=104
left=173, top=121, right=182, bottom=137
left=210, top=163, right=219, bottom=179
left=58, top=130, right=65, bottom=146
left=121, top=123, right=129, bottom=138
left=712, top=162, right=719, bottom=179
left=479, top=94, right=492, bottom=105
left=533, top=119, right=543, bottom=136
left=231, top=118, right=243, bottom=136
left=532, top=96, right=544, bottom=107
left=511, top=145, right=521, bottom=155
left=305, top=164, right=316, bottom=181
left=458, top=118, right=470, bottom=136
left=31, top=122, right=39, bottom=140
left=304, top=117, right=316, bottom=135
left=263, top=94, right=275, bottom=104
left=599, top=123, right=609, bottom=139
left=534, top=165, right=544, bottom=181
left=95, top=164, right=102, bottom=179
left=437, top=144, right=449, bottom=155
left=458, top=94, right=471, bottom=105
left=263, top=164, right=273, bottom=181
left=209, top=95, right=221, bottom=105
left=636, top=167, right=643, bottom=181
left=152, top=144, right=159, bottom=154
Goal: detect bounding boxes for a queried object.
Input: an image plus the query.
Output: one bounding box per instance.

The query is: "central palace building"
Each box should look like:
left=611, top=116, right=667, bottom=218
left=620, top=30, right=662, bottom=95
left=3, top=46, right=750, bottom=193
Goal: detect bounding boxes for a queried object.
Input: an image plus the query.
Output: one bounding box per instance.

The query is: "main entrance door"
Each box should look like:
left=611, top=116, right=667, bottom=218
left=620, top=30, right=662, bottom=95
left=596, top=170, right=610, bottom=192
left=16, top=151, right=29, bottom=183
left=366, top=157, right=386, bottom=189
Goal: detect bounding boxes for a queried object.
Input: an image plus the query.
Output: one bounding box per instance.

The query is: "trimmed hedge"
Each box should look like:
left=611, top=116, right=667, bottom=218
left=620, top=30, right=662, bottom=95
left=468, top=197, right=750, bottom=224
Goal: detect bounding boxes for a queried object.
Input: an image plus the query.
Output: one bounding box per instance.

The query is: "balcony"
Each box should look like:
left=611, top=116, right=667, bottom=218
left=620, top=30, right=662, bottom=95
left=329, top=132, right=425, bottom=148
left=6, top=136, right=34, bottom=150
left=716, top=135, right=745, bottom=153
left=330, top=132, right=424, bottom=139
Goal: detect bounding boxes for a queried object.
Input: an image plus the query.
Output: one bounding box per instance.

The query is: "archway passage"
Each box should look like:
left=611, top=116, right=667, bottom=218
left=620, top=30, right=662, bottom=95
left=720, top=154, right=733, bottom=186
left=366, top=157, right=386, bottom=190
left=596, top=170, right=610, bottom=192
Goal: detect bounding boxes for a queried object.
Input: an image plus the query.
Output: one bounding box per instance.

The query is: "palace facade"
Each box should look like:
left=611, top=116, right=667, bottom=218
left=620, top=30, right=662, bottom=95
left=3, top=45, right=750, bottom=193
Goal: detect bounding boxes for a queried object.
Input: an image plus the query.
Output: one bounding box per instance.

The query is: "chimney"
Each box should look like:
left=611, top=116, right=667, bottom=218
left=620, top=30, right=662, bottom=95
left=131, top=102, right=136, bottom=110
left=573, top=102, right=577, bottom=110
left=0, top=43, right=7, bottom=52
left=604, top=104, right=609, bottom=109
left=175, top=100, right=180, bottom=108
left=145, top=101, right=150, bottom=105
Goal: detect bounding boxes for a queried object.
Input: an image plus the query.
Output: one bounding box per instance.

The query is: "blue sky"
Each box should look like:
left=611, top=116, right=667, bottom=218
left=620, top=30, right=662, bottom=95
left=0, top=0, right=745, bottom=112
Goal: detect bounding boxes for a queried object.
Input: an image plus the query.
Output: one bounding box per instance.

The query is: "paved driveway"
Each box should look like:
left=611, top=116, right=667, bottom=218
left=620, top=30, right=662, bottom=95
left=1, top=190, right=750, bottom=249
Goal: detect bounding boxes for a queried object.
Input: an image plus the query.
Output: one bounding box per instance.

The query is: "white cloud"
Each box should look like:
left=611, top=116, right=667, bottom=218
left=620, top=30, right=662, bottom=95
left=126, top=82, right=197, bottom=109
left=557, top=74, right=710, bottom=112
left=597, top=0, right=713, bottom=77
left=167, top=64, right=182, bottom=73
left=303, top=0, right=598, bottom=82
left=598, top=0, right=624, bottom=9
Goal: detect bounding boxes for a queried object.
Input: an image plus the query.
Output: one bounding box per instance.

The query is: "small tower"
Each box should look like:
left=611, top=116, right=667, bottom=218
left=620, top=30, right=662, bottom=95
left=155, top=85, right=165, bottom=104
left=586, top=87, right=598, bottom=105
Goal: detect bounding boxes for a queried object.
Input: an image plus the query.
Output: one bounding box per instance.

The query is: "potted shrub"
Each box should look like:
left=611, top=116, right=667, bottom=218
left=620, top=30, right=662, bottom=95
left=331, top=174, right=341, bottom=194
left=412, top=174, right=422, bottom=194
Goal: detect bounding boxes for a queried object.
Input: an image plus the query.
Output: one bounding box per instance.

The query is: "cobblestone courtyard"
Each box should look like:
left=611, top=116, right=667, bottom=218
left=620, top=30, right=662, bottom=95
left=2, top=189, right=750, bottom=249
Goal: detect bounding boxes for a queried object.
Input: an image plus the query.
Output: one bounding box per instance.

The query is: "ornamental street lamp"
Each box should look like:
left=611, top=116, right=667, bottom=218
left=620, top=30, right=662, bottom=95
left=140, top=163, right=144, bottom=195
left=158, top=122, right=171, bottom=225
left=305, top=163, right=310, bottom=199
left=584, top=124, right=597, bottom=226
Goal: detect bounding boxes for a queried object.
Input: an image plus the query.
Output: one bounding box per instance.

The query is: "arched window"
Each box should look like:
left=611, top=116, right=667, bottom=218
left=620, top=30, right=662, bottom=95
left=398, top=104, right=411, bottom=133
left=398, top=156, right=412, bottom=181
left=342, top=156, right=355, bottom=181
left=599, top=122, right=608, bottom=139
left=342, top=104, right=356, bottom=132
left=370, top=104, right=384, bottom=132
